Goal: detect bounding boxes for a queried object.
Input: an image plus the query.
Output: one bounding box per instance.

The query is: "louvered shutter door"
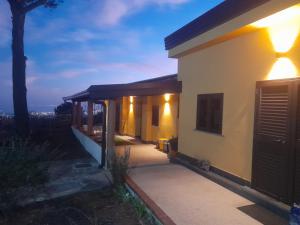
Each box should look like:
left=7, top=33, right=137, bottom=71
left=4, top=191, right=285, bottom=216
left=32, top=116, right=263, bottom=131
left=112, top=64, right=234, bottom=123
left=252, top=84, right=291, bottom=203
left=294, top=86, right=300, bottom=204
left=257, top=86, right=289, bottom=140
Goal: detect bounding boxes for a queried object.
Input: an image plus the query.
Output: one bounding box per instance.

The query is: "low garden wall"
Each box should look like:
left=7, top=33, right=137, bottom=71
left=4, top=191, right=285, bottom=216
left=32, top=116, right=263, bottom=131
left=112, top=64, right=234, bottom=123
left=72, top=127, right=102, bottom=164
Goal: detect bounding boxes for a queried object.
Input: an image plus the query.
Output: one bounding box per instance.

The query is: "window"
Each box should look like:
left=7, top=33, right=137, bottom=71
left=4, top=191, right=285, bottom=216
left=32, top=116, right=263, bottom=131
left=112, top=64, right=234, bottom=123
left=152, top=105, right=159, bottom=126
left=196, top=93, right=223, bottom=134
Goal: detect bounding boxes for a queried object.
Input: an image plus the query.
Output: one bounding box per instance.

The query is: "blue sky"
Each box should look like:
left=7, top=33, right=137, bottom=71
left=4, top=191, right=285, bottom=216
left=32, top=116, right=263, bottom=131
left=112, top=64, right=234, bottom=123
left=0, top=0, right=222, bottom=113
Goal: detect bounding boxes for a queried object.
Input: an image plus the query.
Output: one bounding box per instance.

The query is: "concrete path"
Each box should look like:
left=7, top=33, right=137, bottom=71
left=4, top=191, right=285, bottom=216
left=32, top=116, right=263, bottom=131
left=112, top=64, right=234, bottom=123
left=21, top=158, right=111, bottom=205
left=129, top=164, right=288, bottom=225
left=116, top=144, right=169, bottom=167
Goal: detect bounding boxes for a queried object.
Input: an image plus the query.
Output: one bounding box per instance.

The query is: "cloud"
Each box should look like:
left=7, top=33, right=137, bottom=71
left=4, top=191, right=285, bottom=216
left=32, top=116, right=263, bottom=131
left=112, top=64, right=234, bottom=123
left=92, top=0, right=189, bottom=27
left=26, top=76, right=39, bottom=86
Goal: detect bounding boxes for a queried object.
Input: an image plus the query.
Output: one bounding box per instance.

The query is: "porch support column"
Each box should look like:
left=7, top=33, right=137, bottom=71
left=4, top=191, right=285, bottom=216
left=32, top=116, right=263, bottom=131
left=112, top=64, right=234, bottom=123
left=143, top=96, right=152, bottom=142
left=72, top=101, right=77, bottom=126
left=87, top=101, right=94, bottom=135
left=106, top=99, right=116, bottom=168
left=76, top=102, right=82, bottom=129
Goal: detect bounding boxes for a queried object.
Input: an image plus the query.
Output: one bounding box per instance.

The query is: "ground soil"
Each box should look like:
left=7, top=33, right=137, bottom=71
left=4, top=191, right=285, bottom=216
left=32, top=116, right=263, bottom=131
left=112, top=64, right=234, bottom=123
left=0, top=190, right=143, bottom=225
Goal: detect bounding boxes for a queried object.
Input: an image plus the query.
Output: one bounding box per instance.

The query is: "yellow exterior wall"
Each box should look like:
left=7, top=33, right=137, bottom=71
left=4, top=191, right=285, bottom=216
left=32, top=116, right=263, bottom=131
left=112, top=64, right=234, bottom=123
left=120, top=94, right=179, bottom=142
left=120, top=96, right=139, bottom=137
left=151, top=95, right=178, bottom=141
left=177, top=28, right=300, bottom=182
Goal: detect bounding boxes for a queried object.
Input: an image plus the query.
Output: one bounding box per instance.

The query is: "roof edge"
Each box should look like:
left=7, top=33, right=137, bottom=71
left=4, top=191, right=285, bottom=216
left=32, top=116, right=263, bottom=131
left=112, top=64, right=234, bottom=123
left=164, top=0, right=270, bottom=50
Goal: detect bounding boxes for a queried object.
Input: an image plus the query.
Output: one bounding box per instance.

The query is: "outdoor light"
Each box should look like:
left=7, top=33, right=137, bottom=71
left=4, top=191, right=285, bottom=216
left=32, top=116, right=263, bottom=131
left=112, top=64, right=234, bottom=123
left=164, top=93, right=171, bottom=102
left=252, top=4, right=300, bottom=80
left=130, top=96, right=134, bottom=103
left=164, top=102, right=171, bottom=115
left=129, top=96, right=134, bottom=113
left=268, top=57, right=298, bottom=80
left=252, top=5, right=300, bottom=53
left=163, top=93, right=171, bottom=115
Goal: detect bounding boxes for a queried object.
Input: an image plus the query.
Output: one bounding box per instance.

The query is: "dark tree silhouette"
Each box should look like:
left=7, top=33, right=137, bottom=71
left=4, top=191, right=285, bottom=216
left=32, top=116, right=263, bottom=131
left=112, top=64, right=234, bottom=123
left=7, top=0, right=61, bottom=136
left=54, top=102, right=73, bottom=115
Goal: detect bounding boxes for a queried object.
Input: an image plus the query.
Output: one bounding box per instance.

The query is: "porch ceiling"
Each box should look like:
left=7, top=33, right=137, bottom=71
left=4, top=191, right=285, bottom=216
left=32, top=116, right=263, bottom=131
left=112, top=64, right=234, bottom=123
left=63, top=74, right=181, bottom=102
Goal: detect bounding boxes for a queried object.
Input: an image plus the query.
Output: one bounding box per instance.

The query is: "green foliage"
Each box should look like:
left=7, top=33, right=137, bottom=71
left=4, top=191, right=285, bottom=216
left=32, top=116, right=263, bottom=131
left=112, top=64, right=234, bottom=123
left=115, top=185, right=131, bottom=202
left=110, top=147, right=130, bottom=186
left=114, top=185, right=147, bottom=219
left=0, top=138, right=49, bottom=212
left=54, top=102, right=73, bottom=115
left=114, top=185, right=160, bottom=225
left=131, top=196, right=147, bottom=219
left=168, top=136, right=178, bottom=151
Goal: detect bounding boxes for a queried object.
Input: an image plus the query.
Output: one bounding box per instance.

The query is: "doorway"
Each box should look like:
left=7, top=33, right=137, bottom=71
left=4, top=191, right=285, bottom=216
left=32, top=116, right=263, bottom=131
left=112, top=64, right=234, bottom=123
left=252, top=78, right=300, bottom=204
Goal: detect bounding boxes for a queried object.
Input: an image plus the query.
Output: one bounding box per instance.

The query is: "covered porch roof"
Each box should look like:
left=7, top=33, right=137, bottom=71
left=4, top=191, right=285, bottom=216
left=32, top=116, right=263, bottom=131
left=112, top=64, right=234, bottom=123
left=63, top=74, right=182, bottom=102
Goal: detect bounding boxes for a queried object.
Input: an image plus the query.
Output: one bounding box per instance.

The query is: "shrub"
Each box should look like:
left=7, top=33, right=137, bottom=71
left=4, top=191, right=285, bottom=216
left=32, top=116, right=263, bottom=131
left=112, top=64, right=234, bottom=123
left=168, top=137, right=178, bottom=151
left=0, top=138, right=49, bottom=213
left=54, top=102, right=73, bottom=115
left=110, top=146, right=130, bottom=187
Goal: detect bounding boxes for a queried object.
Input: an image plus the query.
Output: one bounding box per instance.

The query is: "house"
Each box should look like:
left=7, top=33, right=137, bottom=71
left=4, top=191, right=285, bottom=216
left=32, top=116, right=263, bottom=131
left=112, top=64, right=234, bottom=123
left=164, top=0, right=300, bottom=204
left=64, top=0, right=300, bottom=205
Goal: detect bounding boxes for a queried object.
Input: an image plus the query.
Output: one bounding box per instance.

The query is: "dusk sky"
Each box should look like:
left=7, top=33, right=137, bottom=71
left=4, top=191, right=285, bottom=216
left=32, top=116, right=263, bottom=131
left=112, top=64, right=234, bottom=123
left=0, top=0, right=222, bottom=113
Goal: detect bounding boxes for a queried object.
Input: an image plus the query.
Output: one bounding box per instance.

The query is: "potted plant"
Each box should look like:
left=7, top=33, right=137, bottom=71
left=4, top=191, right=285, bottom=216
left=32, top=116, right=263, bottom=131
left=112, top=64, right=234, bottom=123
left=168, top=137, right=178, bottom=158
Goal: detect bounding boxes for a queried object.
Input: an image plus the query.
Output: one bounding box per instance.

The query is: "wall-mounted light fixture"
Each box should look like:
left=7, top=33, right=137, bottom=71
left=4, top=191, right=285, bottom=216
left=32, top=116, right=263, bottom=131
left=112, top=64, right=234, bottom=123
left=164, top=93, right=171, bottom=102
left=164, top=93, right=171, bottom=115
left=129, top=96, right=134, bottom=113
left=251, top=4, right=300, bottom=80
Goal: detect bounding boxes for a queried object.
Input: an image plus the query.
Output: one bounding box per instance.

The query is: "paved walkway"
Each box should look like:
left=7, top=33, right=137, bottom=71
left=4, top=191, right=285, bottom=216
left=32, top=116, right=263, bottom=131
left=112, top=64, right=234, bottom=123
left=116, top=144, right=169, bottom=167
left=129, top=164, right=288, bottom=225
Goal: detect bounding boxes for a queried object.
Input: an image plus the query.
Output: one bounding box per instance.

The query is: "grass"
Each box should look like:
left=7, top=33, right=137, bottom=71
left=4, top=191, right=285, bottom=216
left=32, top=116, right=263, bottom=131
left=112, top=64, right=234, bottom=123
left=0, top=190, right=147, bottom=225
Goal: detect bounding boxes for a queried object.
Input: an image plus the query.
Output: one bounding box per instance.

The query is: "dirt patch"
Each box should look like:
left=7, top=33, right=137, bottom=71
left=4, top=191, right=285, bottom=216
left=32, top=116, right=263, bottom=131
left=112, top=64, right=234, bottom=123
left=0, top=190, right=144, bottom=225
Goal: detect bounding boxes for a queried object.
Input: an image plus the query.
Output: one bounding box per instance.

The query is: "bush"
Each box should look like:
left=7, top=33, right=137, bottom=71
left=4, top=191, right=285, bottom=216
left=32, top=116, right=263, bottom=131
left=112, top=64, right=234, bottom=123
left=0, top=138, right=49, bottom=213
left=54, top=102, right=73, bottom=115
left=168, top=137, right=178, bottom=152
left=110, top=146, right=130, bottom=187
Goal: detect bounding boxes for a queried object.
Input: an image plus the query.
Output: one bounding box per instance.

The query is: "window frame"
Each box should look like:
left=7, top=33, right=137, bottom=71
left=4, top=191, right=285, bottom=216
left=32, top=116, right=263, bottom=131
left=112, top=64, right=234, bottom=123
left=196, top=93, right=224, bottom=135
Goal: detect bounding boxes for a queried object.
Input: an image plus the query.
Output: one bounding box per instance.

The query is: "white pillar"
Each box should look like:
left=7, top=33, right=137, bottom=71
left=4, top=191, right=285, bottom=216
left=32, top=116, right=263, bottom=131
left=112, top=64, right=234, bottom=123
left=106, top=100, right=116, bottom=168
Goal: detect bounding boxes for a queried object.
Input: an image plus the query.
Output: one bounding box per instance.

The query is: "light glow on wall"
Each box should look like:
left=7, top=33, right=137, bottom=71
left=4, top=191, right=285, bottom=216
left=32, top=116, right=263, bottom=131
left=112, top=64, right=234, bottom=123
left=252, top=5, right=300, bottom=53
left=129, top=96, right=134, bottom=103
left=164, top=102, right=171, bottom=115
left=252, top=4, right=300, bottom=80
left=129, top=96, right=134, bottom=113
left=267, top=57, right=298, bottom=80
left=268, top=23, right=300, bottom=53
left=164, top=93, right=171, bottom=102
left=129, top=103, right=133, bottom=113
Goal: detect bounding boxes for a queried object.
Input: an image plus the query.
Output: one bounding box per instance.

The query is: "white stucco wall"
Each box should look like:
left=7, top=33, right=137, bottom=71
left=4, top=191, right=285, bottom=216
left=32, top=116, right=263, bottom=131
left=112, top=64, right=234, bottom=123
left=72, top=127, right=102, bottom=164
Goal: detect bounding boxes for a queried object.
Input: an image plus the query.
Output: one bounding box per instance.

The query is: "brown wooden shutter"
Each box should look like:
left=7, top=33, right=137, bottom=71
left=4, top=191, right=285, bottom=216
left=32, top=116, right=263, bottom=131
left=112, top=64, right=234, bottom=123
left=252, top=84, right=291, bottom=203
left=294, top=86, right=300, bottom=204
left=256, top=85, right=289, bottom=139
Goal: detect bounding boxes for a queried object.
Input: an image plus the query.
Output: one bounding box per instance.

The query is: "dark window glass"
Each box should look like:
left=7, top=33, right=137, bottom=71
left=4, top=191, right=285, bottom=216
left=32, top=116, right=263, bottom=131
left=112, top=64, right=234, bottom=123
left=196, top=93, right=223, bottom=134
left=152, top=105, right=159, bottom=126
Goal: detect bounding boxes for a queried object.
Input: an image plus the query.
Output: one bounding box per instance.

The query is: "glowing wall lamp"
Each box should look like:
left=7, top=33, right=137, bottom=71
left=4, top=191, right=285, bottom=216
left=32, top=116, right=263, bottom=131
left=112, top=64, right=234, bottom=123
left=268, top=57, right=298, bottom=80
left=251, top=5, right=300, bottom=80
left=129, top=96, right=134, bottom=113
left=164, top=93, right=171, bottom=115
left=252, top=5, right=300, bottom=53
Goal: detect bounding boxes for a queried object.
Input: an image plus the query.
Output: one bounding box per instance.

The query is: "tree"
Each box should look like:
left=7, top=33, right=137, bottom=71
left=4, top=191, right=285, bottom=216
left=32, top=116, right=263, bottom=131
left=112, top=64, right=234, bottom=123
left=7, top=0, right=61, bottom=136
left=54, top=102, right=73, bottom=115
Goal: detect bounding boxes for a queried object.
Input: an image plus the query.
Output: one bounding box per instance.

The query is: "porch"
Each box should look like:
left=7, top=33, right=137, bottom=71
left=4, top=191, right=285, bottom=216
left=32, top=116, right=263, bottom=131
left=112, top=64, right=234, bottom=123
left=63, top=74, right=181, bottom=167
